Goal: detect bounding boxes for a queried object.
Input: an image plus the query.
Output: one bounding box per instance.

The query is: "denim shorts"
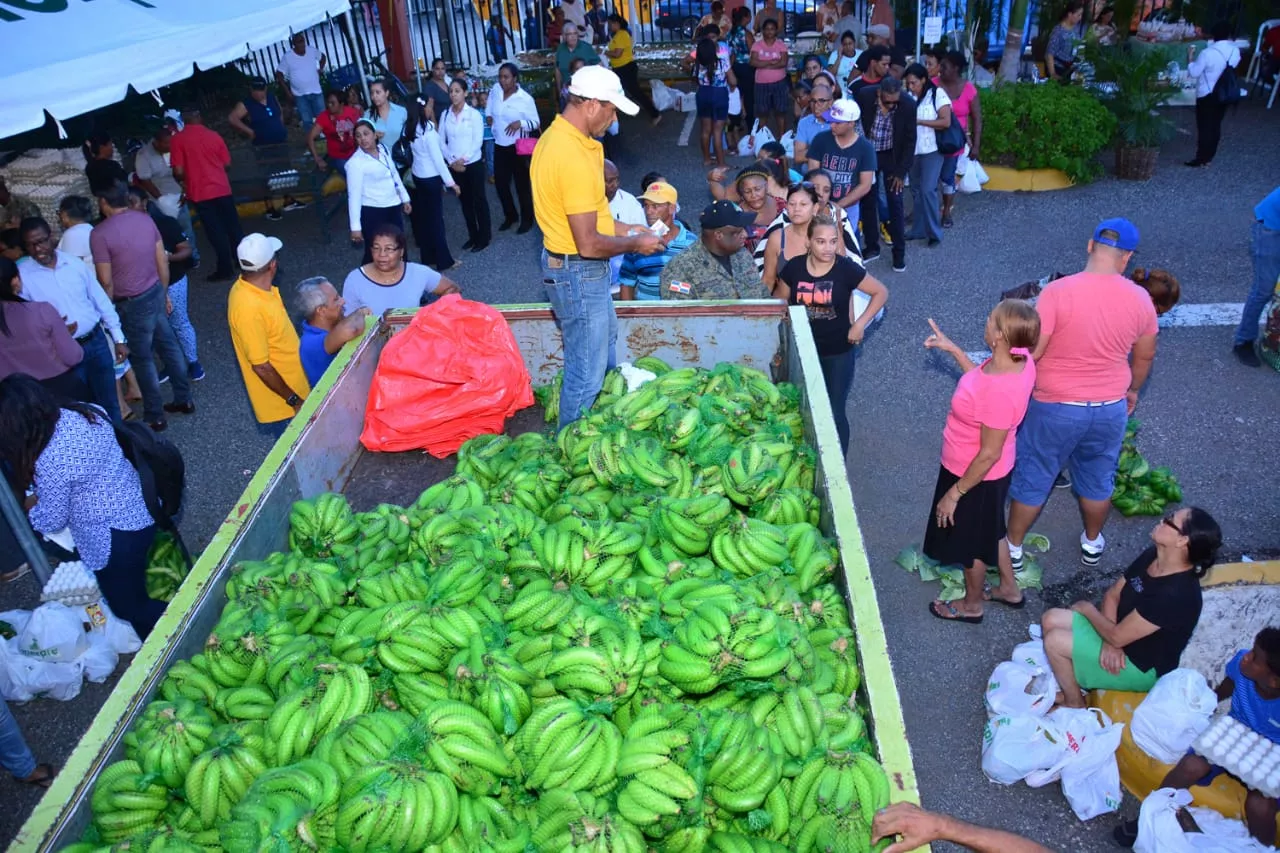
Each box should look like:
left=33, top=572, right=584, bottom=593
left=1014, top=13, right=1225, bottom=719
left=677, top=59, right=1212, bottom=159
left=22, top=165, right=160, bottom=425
left=696, top=85, right=729, bottom=121
left=1010, top=398, right=1127, bottom=505
left=940, top=154, right=959, bottom=194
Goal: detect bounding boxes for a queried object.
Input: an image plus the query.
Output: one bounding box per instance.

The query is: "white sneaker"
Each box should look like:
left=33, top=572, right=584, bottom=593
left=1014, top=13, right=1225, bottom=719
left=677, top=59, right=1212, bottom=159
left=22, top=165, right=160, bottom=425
left=1080, top=532, right=1106, bottom=567
left=1009, top=543, right=1024, bottom=571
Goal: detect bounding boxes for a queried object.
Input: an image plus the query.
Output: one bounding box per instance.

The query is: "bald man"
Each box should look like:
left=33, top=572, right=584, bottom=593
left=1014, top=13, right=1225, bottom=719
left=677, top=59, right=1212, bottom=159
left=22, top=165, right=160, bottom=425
left=605, top=159, right=646, bottom=295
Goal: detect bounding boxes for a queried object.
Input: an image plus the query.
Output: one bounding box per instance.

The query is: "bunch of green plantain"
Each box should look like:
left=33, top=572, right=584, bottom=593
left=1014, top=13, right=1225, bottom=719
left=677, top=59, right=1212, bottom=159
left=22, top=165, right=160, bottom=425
left=79, top=359, right=892, bottom=853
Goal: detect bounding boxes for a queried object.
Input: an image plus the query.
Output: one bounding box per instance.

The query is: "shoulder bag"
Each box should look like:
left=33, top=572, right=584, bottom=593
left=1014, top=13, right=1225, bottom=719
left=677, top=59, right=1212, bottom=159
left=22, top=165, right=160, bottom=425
left=933, top=88, right=966, bottom=156
left=1210, top=45, right=1242, bottom=105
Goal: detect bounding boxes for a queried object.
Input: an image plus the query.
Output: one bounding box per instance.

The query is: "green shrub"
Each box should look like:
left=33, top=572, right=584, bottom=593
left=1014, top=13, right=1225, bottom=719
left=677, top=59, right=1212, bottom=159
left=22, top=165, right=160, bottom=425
left=978, top=83, right=1116, bottom=183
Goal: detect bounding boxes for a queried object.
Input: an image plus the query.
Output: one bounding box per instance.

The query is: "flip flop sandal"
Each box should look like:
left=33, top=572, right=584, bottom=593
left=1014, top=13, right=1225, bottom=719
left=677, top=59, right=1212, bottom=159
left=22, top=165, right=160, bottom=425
left=982, top=584, right=1026, bottom=609
left=928, top=600, right=982, bottom=624
left=1, top=563, right=31, bottom=584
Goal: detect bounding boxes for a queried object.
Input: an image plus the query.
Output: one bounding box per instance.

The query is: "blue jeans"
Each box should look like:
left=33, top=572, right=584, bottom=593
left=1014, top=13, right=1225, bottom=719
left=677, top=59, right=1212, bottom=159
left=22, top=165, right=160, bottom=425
left=166, top=276, right=198, bottom=364
left=76, top=326, right=121, bottom=422
left=542, top=252, right=616, bottom=430
left=173, top=203, right=199, bottom=265
left=0, top=699, right=36, bottom=779
left=907, top=150, right=944, bottom=241
left=819, top=349, right=856, bottom=455
left=115, top=283, right=192, bottom=422
left=940, top=154, right=959, bottom=196
left=295, top=93, right=325, bottom=129
left=1235, top=221, right=1280, bottom=345
left=1011, top=398, right=1127, bottom=505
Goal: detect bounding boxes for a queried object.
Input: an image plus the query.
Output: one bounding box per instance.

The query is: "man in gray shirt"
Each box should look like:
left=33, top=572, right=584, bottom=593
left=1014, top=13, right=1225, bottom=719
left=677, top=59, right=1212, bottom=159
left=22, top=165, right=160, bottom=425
left=833, top=1, right=862, bottom=47
left=133, top=128, right=199, bottom=267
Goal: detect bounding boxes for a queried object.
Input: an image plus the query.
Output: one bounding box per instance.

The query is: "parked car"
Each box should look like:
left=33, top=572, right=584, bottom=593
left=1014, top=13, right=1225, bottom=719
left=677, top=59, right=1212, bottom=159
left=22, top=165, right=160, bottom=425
left=654, top=0, right=817, bottom=39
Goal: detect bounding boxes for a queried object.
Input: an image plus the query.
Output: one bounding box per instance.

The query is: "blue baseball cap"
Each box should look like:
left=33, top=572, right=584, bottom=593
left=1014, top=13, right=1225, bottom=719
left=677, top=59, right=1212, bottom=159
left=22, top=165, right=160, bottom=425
left=1093, top=217, right=1139, bottom=251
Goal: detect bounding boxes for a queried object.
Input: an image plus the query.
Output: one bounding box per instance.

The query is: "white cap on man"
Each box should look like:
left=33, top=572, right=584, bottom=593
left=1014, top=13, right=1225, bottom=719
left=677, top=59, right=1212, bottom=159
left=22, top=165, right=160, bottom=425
left=568, top=66, right=639, bottom=116
left=823, top=98, right=862, bottom=123
left=237, top=233, right=283, bottom=272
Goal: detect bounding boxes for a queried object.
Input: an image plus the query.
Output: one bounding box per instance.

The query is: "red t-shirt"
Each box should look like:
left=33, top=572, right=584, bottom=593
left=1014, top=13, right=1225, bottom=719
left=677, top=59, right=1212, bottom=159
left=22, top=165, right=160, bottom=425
left=941, top=354, right=1036, bottom=480
left=315, top=106, right=361, bottom=160
left=169, top=124, right=232, bottom=203
left=1034, top=272, right=1159, bottom=403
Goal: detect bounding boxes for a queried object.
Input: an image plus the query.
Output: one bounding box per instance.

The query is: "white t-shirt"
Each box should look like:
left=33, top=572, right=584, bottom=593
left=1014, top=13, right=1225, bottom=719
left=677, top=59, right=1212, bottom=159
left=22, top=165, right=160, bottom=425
left=278, top=46, right=324, bottom=96
left=57, top=222, right=94, bottom=266
left=134, top=143, right=182, bottom=197
left=1188, top=41, right=1241, bottom=98
left=342, top=262, right=442, bottom=317
left=609, top=189, right=646, bottom=290
left=916, top=86, right=952, bottom=155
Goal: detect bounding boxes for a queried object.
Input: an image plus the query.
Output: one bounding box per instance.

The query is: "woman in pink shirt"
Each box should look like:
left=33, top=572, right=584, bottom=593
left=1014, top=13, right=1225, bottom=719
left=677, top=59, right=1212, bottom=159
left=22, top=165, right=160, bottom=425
left=922, top=300, right=1040, bottom=624
left=936, top=50, right=982, bottom=228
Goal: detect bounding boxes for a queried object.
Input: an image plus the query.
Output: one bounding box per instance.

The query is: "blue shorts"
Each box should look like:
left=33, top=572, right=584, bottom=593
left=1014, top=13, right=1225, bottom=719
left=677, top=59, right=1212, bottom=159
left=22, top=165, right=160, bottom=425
left=1010, top=398, right=1127, bottom=505
left=940, top=154, right=959, bottom=194
left=696, top=85, right=729, bottom=121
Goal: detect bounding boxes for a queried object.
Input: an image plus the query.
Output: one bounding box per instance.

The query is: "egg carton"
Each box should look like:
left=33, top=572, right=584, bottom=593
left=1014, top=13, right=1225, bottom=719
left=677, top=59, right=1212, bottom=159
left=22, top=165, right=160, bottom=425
left=40, top=560, right=103, bottom=608
left=1192, top=714, right=1280, bottom=798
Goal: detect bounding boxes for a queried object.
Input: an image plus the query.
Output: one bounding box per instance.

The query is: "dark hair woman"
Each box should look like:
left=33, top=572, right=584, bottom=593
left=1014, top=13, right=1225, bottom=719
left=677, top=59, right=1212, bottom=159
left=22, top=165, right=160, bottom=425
left=1046, top=0, right=1085, bottom=83
left=706, top=165, right=785, bottom=253
left=0, top=258, right=88, bottom=399
left=440, top=78, right=493, bottom=253
left=727, top=6, right=756, bottom=128
left=365, top=78, right=408, bottom=143
left=82, top=132, right=128, bottom=197
left=1130, top=267, right=1181, bottom=316
left=920, top=300, right=1041, bottom=624
left=0, top=374, right=166, bottom=637
left=775, top=215, right=888, bottom=454
left=688, top=35, right=737, bottom=166
left=345, top=119, right=412, bottom=264
left=763, top=182, right=827, bottom=292
left=606, top=14, right=662, bottom=124
left=487, top=62, right=540, bottom=234
left=406, top=97, right=460, bottom=271
left=937, top=50, right=981, bottom=228
left=902, top=62, right=952, bottom=246
left=1041, top=507, right=1223, bottom=707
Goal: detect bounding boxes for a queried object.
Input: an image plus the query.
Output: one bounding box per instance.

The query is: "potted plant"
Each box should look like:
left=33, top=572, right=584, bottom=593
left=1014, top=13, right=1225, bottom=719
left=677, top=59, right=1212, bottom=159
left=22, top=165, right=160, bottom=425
left=1083, top=43, right=1178, bottom=180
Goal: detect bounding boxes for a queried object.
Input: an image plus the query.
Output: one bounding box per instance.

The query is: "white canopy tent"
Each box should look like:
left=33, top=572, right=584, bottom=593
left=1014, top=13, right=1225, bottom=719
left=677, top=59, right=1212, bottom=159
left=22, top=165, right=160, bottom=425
left=1, top=0, right=353, bottom=139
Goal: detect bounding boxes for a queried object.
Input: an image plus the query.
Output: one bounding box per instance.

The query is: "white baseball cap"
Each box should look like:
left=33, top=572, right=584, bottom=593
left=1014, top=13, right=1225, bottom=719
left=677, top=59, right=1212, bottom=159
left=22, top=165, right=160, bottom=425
left=823, top=98, right=861, bottom=123
left=237, top=233, right=283, bottom=272
left=568, top=66, right=639, bottom=116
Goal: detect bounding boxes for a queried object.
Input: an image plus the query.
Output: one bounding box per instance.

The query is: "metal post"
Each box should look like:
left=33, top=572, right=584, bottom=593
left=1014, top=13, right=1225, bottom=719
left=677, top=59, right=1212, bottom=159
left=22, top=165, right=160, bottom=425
left=343, top=10, right=374, bottom=107
left=0, top=486, right=51, bottom=586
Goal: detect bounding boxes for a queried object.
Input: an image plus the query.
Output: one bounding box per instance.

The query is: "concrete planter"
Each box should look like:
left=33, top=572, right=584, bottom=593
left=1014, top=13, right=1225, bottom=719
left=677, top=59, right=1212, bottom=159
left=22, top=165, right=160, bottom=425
left=981, top=165, right=1074, bottom=192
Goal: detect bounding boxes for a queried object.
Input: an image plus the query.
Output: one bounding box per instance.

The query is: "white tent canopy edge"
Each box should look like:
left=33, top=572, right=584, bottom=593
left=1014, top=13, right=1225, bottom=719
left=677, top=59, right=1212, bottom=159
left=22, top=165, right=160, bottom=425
left=1, top=0, right=353, bottom=139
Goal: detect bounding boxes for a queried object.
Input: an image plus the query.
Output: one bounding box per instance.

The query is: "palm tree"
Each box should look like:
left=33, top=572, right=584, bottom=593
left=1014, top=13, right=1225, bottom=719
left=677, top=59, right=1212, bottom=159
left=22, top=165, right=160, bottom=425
left=998, top=0, right=1031, bottom=82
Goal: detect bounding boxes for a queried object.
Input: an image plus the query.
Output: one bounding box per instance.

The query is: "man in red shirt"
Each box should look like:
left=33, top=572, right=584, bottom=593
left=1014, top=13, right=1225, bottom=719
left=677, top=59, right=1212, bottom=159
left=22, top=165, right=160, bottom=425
left=169, top=106, right=244, bottom=283
left=307, top=90, right=361, bottom=176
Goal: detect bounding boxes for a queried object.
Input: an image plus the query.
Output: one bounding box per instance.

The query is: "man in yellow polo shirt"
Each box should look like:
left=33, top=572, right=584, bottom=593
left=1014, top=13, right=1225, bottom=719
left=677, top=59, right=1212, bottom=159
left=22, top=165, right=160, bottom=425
left=531, top=65, right=663, bottom=429
left=227, top=233, right=311, bottom=439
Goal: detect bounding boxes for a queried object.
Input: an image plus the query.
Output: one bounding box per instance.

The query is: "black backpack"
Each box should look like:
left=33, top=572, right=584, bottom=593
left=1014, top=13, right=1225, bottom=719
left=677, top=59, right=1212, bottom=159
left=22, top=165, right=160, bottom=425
left=113, top=420, right=191, bottom=563
left=1211, top=46, right=1242, bottom=105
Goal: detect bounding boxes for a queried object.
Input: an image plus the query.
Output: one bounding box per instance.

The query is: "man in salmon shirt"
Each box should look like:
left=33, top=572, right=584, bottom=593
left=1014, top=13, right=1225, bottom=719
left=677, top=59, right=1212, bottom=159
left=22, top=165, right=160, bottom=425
left=1006, top=218, right=1158, bottom=572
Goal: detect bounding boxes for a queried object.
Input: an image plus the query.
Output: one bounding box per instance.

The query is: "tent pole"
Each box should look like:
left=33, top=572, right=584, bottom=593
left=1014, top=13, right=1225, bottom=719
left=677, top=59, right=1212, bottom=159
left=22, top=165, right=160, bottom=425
left=916, top=0, right=922, bottom=58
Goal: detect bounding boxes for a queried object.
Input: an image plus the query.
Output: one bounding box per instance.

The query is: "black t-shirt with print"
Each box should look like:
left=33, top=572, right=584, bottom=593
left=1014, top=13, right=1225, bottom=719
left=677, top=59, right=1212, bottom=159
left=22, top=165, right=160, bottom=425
left=779, top=254, right=866, bottom=356
left=805, top=130, right=876, bottom=203
left=1117, top=545, right=1203, bottom=676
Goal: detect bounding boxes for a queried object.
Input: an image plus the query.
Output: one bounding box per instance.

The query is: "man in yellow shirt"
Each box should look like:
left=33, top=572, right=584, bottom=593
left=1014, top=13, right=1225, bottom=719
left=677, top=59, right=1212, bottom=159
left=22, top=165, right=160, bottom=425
left=531, top=65, right=663, bottom=429
left=227, top=234, right=311, bottom=438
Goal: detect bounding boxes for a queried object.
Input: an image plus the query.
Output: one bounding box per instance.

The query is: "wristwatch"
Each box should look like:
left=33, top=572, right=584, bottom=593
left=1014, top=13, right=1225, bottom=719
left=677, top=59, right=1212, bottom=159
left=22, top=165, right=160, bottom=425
left=286, top=393, right=301, bottom=407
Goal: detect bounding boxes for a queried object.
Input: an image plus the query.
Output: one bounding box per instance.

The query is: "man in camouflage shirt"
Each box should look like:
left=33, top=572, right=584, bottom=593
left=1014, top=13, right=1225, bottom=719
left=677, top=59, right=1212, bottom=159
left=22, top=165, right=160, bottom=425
left=660, top=201, right=771, bottom=301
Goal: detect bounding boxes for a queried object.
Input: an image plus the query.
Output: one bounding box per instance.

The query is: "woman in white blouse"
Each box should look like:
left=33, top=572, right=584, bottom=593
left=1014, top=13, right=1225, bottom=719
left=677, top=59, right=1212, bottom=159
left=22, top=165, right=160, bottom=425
left=486, top=63, right=541, bottom=234
left=345, top=119, right=412, bottom=264
left=902, top=63, right=952, bottom=247
left=405, top=97, right=461, bottom=271
left=440, top=78, right=492, bottom=253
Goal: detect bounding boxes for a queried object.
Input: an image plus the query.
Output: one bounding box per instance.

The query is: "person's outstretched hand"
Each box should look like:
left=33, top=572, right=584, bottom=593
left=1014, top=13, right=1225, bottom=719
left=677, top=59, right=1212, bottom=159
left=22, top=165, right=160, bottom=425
left=923, top=318, right=956, bottom=354
left=873, top=803, right=946, bottom=853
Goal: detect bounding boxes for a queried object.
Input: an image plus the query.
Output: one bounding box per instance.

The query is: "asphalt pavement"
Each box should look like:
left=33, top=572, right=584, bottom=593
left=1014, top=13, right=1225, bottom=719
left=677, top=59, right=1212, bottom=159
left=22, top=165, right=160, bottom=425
left=2, top=98, right=1279, bottom=849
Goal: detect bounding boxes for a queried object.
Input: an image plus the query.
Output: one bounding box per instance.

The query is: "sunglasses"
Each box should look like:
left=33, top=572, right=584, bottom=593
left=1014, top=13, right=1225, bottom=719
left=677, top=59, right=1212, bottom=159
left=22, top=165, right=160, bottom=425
left=1161, top=516, right=1184, bottom=534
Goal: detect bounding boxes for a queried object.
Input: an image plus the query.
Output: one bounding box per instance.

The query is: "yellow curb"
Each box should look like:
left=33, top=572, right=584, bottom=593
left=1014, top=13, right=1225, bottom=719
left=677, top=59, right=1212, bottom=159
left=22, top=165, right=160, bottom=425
left=981, top=165, right=1075, bottom=192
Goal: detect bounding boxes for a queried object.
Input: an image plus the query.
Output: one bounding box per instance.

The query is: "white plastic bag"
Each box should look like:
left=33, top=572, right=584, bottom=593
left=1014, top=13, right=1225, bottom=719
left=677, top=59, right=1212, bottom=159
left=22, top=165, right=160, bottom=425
left=1026, top=706, right=1110, bottom=787
left=0, top=609, right=31, bottom=638
left=1134, top=788, right=1271, bottom=852
left=89, top=599, right=143, bottom=655
left=16, top=602, right=88, bottom=663
left=959, top=162, right=983, bottom=194
left=1060, top=720, right=1124, bottom=820
left=752, top=122, right=777, bottom=152
left=738, top=120, right=763, bottom=157
left=0, top=639, right=84, bottom=702
left=80, top=631, right=119, bottom=683
left=984, top=660, right=1054, bottom=719
left=981, top=714, right=1068, bottom=785
left=973, top=160, right=990, bottom=184
left=778, top=129, right=796, bottom=159
left=1131, top=669, right=1217, bottom=764
left=650, top=79, right=680, bottom=113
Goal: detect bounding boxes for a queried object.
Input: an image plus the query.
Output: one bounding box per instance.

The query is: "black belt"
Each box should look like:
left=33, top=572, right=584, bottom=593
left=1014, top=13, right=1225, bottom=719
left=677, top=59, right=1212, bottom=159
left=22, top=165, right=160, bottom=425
left=545, top=251, right=607, bottom=261
left=75, top=329, right=99, bottom=344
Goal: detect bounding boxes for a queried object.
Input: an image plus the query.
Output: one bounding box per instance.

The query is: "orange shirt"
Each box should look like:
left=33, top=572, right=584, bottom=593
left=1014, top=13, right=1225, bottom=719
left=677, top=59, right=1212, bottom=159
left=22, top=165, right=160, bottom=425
left=1033, top=272, right=1158, bottom=404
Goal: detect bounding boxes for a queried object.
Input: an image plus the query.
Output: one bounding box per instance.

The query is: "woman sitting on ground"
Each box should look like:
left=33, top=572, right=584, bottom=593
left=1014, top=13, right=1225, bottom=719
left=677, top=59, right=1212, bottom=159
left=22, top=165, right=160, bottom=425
left=1041, top=507, right=1223, bottom=707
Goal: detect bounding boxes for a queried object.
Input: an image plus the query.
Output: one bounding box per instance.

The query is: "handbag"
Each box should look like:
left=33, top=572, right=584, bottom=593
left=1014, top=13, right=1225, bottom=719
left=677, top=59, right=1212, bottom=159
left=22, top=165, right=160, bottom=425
left=934, top=89, right=966, bottom=156
left=1210, top=45, right=1242, bottom=105
left=516, top=129, right=539, bottom=157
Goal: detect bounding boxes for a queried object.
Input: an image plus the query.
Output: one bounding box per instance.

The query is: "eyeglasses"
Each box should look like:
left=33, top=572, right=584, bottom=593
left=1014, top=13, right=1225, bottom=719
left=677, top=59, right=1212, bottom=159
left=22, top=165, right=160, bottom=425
left=1161, top=516, right=1183, bottom=534
left=370, top=244, right=403, bottom=255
